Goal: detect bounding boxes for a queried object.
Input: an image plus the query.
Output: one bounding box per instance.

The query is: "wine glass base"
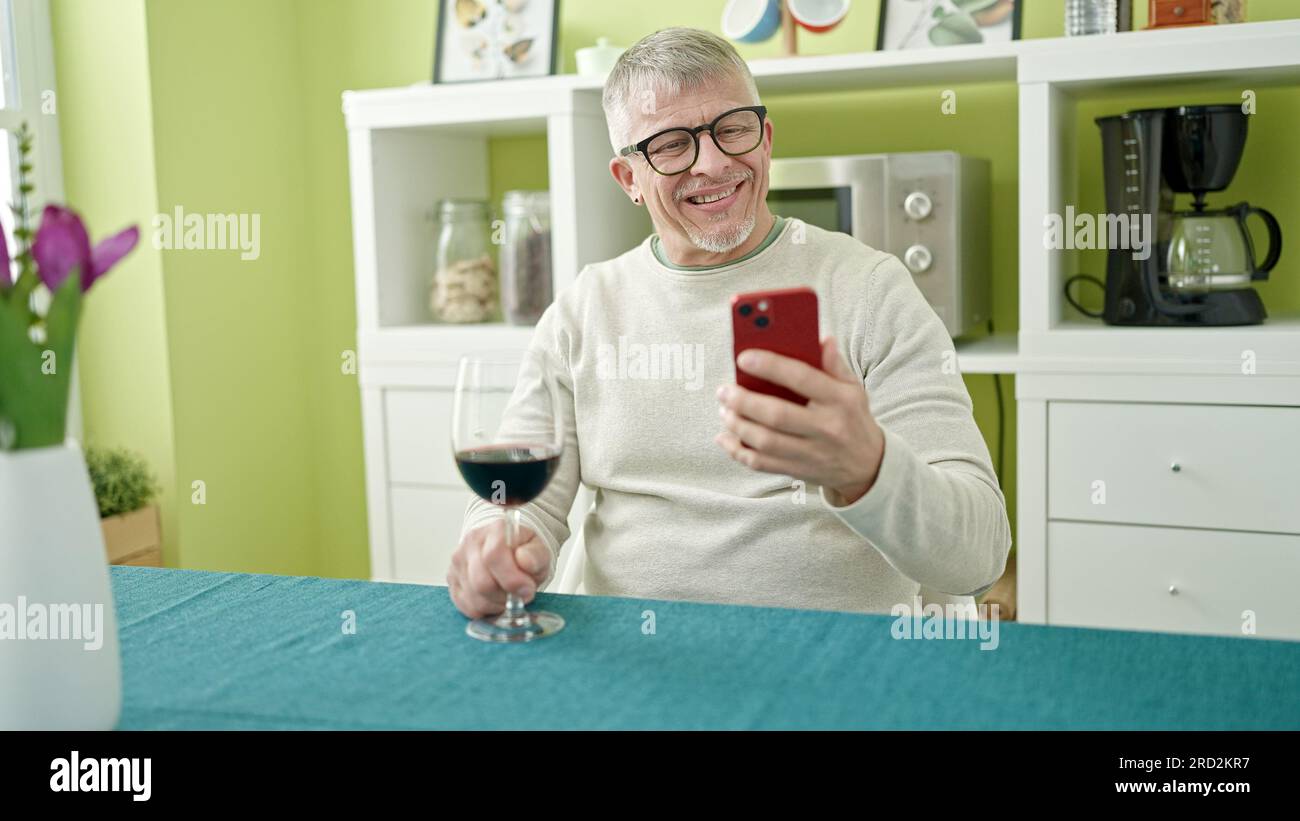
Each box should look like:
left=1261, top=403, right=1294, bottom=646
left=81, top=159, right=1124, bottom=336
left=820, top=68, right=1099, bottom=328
left=466, top=609, right=565, bottom=643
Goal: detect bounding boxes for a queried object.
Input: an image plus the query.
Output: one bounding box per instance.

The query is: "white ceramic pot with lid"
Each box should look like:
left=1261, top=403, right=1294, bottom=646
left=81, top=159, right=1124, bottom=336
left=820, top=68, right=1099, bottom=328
left=575, top=37, right=625, bottom=77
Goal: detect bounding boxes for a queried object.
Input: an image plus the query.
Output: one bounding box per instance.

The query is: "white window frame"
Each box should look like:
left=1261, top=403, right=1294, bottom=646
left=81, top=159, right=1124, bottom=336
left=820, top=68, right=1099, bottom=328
left=1, top=0, right=64, bottom=212
left=2, top=0, right=77, bottom=439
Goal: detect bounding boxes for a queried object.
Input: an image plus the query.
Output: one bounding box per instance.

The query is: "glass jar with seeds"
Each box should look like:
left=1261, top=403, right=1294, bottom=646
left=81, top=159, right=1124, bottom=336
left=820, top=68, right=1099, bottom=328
left=498, top=190, right=552, bottom=325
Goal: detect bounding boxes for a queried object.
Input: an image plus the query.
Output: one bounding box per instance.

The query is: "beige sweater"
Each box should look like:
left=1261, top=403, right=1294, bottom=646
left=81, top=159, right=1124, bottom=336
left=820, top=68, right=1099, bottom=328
left=461, top=218, right=1011, bottom=614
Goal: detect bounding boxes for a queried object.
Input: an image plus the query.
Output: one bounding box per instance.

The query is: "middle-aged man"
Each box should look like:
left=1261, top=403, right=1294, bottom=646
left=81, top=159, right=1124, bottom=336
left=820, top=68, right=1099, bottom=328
left=448, top=27, right=1011, bottom=618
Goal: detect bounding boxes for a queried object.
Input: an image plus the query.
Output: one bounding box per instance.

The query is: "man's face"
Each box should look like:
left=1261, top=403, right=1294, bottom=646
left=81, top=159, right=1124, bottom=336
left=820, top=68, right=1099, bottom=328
left=611, top=76, right=773, bottom=260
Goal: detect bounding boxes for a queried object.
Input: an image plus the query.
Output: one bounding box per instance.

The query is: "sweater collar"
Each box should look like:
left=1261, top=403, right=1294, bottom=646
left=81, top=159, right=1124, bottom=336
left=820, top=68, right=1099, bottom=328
left=650, top=215, right=787, bottom=273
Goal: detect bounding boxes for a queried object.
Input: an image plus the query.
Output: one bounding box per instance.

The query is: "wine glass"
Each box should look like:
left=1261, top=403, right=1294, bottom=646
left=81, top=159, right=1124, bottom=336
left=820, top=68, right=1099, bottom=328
left=451, top=349, right=566, bottom=642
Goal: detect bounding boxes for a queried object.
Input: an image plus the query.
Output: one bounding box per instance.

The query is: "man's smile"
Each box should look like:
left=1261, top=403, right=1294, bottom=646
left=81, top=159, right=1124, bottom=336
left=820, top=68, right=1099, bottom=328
left=683, top=179, right=744, bottom=212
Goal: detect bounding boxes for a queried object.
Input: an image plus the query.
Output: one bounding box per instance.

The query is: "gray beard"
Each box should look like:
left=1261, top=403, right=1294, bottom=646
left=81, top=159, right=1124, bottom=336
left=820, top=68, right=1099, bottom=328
left=685, top=214, right=756, bottom=254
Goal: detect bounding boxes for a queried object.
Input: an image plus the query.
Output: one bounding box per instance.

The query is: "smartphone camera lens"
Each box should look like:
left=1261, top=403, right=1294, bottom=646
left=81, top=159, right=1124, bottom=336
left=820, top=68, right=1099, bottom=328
left=755, top=316, right=769, bottom=328
left=738, top=304, right=753, bottom=317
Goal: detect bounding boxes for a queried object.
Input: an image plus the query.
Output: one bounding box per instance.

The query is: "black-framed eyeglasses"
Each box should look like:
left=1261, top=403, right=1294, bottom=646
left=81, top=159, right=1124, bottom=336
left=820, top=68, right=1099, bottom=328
left=618, top=105, right=767, bottom=176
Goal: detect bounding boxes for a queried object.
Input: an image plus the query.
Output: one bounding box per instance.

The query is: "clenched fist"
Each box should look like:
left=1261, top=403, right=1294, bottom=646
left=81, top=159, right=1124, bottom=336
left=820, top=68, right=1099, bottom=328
left=447, top=519, right=552, bottom=619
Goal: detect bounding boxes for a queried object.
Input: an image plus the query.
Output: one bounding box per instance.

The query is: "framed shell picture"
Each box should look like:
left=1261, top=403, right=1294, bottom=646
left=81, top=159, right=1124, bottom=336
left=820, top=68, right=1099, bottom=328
left=434, top=0, right=559, bottom=83
left=876, top=0, right=1022, bottom=50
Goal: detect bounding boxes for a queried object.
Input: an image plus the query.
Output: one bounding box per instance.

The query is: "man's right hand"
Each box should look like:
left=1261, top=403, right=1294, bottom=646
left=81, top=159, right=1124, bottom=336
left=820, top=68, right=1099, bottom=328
left=448, top=519, right=552, bottom=619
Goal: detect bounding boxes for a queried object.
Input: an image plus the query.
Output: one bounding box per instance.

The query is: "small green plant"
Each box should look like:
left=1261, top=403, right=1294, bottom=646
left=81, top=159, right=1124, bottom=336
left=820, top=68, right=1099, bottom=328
left=85, top=446, right=159, bottom=519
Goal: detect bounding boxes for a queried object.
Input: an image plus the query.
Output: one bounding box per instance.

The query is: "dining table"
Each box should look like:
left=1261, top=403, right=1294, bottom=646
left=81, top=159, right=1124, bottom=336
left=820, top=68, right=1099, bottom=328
left=109, top=566, right=1300, bottom=730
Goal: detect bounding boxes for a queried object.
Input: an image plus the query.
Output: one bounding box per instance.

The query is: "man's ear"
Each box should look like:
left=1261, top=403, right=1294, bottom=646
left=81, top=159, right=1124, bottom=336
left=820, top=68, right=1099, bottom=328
left=609, top=156, right=638, bottom=202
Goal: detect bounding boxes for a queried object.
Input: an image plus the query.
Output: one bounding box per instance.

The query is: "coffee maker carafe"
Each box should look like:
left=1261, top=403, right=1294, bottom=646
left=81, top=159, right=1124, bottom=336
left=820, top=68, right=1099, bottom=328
left=1095, top=104, right=1283, bottom=325
left=1167, top=202, right=1281, bottom=293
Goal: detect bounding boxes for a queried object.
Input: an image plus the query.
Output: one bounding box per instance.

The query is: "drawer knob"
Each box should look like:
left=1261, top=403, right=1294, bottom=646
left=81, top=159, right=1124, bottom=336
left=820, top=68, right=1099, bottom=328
left=1168, top=585, right=1179, bottom=595
left=1170, top=462, right=1181, bottom=473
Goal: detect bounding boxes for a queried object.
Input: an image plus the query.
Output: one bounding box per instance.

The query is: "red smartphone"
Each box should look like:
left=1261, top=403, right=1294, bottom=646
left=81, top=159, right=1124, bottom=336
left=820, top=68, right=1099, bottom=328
left=730, top=287, right=821, bottom=406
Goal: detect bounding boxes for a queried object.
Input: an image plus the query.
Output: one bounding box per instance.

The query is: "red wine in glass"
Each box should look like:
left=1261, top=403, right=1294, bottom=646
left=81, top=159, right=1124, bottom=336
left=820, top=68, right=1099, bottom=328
left=452, top=351, right=566, bottom=642
left=454, top=444, right=560, bottom=507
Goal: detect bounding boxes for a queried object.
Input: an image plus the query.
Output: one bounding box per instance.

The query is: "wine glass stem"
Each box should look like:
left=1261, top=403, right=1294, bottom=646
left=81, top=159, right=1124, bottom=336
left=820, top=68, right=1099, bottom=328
left=503, top=506, right=526, bottom=621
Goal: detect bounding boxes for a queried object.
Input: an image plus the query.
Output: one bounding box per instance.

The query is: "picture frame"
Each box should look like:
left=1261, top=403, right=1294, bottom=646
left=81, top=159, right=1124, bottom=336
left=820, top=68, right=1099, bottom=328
left=433, top=0, right=560, bottom=84
left=876, top=0, right=1022, bottom=51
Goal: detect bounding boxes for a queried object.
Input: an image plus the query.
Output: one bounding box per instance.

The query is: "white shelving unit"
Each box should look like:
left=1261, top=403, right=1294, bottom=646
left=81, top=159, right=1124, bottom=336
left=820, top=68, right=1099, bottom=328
left=345, top=21, right=1300, bottom=638
left=1012, top=20, right=1300, bottom=640
left=344, top=76, right=649, bottom=584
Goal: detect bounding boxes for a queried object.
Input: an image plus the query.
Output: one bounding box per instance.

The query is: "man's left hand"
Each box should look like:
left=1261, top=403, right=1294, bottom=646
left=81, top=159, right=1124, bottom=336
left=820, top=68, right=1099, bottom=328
left=715, top=336, right=885, bottom=505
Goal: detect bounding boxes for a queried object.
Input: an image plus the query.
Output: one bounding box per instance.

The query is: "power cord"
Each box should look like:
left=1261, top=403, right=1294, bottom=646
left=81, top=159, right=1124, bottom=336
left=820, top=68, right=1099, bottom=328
left=1063, top=274, right=1105, bottom=319
left=986, top=319, right=1006, bottom=488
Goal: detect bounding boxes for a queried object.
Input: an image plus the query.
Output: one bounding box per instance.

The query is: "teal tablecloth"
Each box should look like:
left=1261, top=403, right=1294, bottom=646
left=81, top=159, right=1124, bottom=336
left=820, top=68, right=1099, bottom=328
left=110, top=566, right=1300, bottom=730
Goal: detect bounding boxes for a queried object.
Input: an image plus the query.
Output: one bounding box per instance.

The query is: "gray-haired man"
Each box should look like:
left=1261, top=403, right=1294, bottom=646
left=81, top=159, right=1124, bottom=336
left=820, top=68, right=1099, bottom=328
left=448, top=27, right=1010, bottom=618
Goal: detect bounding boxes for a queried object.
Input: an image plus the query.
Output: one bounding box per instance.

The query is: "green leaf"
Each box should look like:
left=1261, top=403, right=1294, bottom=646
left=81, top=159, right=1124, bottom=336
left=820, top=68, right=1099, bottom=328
left=8, top=268, right=39, bottom=307
left=0, top=273, right=81, bottom=450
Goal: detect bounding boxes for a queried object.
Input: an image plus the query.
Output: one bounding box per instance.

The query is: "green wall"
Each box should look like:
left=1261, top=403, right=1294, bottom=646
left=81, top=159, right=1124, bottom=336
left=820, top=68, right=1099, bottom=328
left=50, top=0, right=180, bottom=566
left=142, top=0, right=321, bottom=575
left=294, top=0, right=445, bottom=577
left=54, top=0, right=329, bottom=574
left=52, top=0, right=1300, bottom=578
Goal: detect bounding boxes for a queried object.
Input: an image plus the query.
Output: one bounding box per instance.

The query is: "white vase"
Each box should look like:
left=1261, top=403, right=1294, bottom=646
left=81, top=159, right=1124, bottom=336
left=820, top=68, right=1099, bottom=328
left=0, top=443, right=122, bottom=730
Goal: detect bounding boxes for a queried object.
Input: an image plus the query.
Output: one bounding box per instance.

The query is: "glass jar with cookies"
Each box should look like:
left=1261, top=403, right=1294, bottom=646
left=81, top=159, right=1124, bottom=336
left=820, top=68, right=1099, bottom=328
left=432, top=199, right=497, bottom=324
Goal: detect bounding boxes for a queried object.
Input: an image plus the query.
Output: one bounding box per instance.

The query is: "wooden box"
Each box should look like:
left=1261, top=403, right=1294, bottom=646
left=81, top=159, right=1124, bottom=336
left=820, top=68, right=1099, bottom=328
left=1148, top=0, right=1212, bottom=28
left=102, top=504, right=162, bottom=567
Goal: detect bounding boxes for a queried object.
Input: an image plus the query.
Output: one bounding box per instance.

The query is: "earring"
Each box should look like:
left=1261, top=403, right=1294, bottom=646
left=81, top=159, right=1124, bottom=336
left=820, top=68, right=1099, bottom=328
left=633, top=195, right=640, bottom=205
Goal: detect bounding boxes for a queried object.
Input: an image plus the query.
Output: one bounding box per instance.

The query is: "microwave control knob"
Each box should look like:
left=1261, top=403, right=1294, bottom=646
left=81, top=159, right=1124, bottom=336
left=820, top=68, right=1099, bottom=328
left=904, top=244, right=933, bottom=273
left=904, top=191, right=933, bottom=220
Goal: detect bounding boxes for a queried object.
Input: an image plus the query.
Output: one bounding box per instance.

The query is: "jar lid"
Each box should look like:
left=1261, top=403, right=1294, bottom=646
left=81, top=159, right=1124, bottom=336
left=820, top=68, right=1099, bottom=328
left=502, top=190, right=550, bottom=212
left=439, top=198, right=489, bottom=215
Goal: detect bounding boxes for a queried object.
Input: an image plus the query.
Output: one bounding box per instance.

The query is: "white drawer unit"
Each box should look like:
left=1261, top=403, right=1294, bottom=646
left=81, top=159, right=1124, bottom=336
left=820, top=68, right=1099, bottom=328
left=389, top=485, right=473, bottom=585
left=385, top=389, right=460, bottom=487
left=361, top=383, right=592, bottom=587
left=1018, top=373, right=1300, bottom=636
left=1048, top=521, right=1300, bottom=640
left=1048, top=401, right=1300, bottom=534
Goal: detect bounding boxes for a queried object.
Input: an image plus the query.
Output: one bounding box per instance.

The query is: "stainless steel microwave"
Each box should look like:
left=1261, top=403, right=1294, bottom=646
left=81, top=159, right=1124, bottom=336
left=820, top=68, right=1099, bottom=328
left=766, top=152, right=990, bottom=339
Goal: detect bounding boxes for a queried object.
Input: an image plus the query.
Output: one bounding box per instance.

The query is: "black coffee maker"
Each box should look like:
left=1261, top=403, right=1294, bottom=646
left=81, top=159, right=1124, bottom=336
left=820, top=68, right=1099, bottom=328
left=1095, top=104, right=1282, bottom=326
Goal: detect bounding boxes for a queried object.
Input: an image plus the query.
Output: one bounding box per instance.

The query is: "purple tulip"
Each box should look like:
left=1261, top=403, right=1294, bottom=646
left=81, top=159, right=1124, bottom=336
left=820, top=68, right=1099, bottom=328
left=31, top=204, right=138, bottom=292
left=31, top=205, right=89, bottom=292
left=90, top=225, right=141, bottom=287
